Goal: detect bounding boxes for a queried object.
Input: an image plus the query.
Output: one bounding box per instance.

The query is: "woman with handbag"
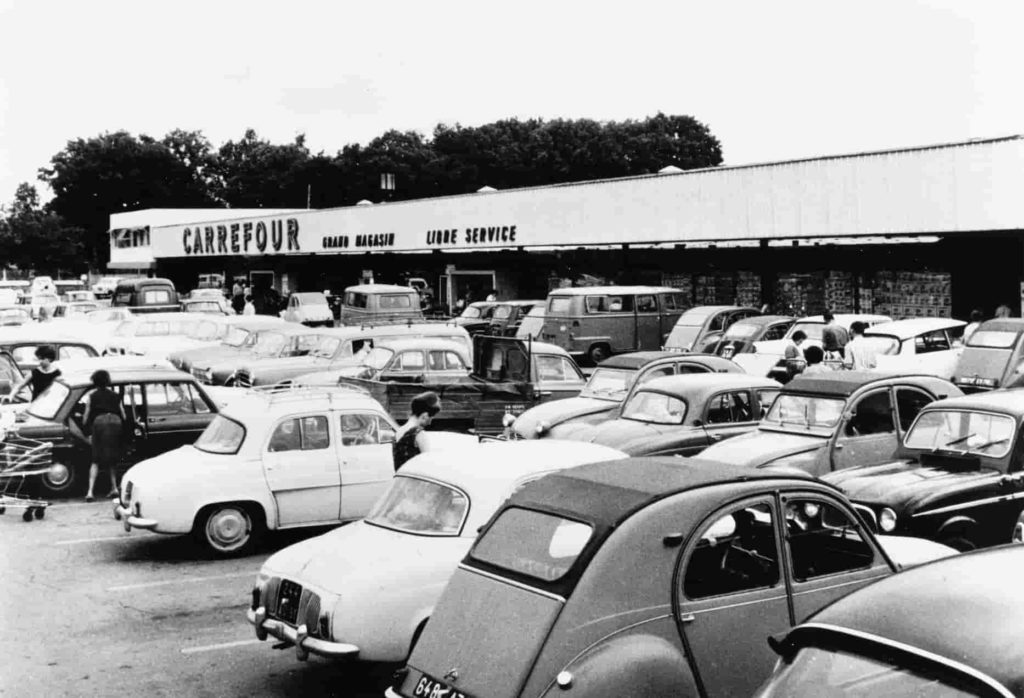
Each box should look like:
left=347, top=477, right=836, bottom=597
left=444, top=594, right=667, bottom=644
left=82, top=370, right=126, bottom=502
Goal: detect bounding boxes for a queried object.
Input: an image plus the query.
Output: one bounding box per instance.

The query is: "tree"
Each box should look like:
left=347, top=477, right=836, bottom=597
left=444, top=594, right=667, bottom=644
left=0, top=183, right=86, bottom=274
left=215, top=129, right=310, bottom=208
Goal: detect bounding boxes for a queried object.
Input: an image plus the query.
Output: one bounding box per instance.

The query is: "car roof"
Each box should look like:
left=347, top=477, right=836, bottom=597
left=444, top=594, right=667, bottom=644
left=265, top=325, right=327, bottom=337
left=122, top=312, right=195, bottom=322
left=638, top=372, right=780, bottom=398
left=343, top=284, right=417, bottom=294
left=58, top=366, right=190, bottom=386
left=221, top=387, right=386, bottom=418
left=785, top=371, right=935, bottom=397
left=865, top=317, right=966, bottom=339
left=795, top=314, right=892, bottom=325
left=222, top=316, right=284, bottom=328
left=319, top=323, right=468, bottom=339
left=681, top=305, right=759, bottom=314
left=547, top=286, right=680, bottom=296
left=798, top=545, right=1024, bottom=691
left=400, top=441, right=627, bottom=497
left=509, top=457, right=816, bottom=531
left=921, top=388, right=1024, bottom=415
left=598, top=351, right=741, bottom=371
left=375, top=338, right=468, bottom=352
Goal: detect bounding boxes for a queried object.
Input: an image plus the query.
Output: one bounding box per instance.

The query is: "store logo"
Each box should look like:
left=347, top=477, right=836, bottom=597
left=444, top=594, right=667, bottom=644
left=182, top=218, right=300, bottom=255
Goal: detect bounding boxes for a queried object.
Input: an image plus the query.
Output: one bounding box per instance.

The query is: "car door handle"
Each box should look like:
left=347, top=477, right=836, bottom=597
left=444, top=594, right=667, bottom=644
left=148, top=417, right=166, bottom=424
left=710, top=433, right=723, bottom=441
left=680, top=613, right=695, bottom=623
left=834, top=443, right=844, bottom=450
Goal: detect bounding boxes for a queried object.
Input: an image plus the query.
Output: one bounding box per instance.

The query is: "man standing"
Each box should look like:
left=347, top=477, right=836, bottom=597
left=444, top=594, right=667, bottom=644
left=845, top=321, right=879, bottom=370
left=821, top=311, right=849, bottom=362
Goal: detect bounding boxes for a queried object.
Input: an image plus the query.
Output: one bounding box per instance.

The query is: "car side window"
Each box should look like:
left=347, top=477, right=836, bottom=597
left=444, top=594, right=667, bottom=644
left=186, top=384, right=212, bottom=414
left=844, top=390, right=895, bottom=437
left=676, top=363, right=710, bottom=374
left=339, top=412, right=388, bottom=446
left=145, top=383, right=197, bottom=415
left=638, top=365, right=675, bottom=384
left=762, top=323, right=790, bottom=341
left=536, top=355, right=568, bottom=381
left=756, top=389, right=780, bottom=416
left=636, top=295, right=657, bottom=313
left=709, top=313, right=729, bottom=332
left=895, top=387, right=933, bottom=432
left=397, top=351, right=425, bottom=371
left=784, top=498, right=874, bottom=581
left=914, top=330, right=951, bottom=354
left=11, top=346, right=36, bottom=365
left=683, top=501, right=779, bottom=599
left=704, top=391, right=754, bottom=424
left=268, top=416, right=329, bottom=452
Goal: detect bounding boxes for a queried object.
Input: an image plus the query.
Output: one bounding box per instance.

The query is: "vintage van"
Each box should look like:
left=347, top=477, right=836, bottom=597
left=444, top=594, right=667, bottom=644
left=338, top=284, right=424, bottom=325
left=540, top=286, right=689, bottom=364
left=110, top=278, right=180, bottom=314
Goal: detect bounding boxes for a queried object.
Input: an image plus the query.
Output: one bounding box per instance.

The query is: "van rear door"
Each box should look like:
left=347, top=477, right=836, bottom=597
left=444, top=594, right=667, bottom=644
left=540, top=294, right=575, bottom=350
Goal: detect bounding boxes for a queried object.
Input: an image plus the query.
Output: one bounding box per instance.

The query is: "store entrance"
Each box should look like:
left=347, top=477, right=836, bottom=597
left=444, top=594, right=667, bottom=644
left=441, top=271, right=496, bottom=314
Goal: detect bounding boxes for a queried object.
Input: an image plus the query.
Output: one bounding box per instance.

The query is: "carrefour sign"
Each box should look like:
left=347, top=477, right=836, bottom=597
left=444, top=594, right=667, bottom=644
left=181, top=218, right=300, bottom=255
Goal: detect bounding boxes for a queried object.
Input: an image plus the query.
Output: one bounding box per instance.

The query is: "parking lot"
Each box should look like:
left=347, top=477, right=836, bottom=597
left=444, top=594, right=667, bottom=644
left=0, top=500, right=395, bottom=697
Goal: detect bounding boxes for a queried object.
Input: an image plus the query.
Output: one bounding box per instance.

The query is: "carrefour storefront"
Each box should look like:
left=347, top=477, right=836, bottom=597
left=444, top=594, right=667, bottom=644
left=110, top=135, right=1024, bottom=318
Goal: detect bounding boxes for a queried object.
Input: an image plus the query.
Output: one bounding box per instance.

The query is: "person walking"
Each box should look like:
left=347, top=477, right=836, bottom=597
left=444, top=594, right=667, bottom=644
left=82, top=369, right=126, bottom=502
left=845, top=321, right=880, bottom=370
left=821, top=311, right=849, bottom=363
left=231, top=289, right=246, bottom=315
left=6, top=346, right=60, bottom=402
left=392, top=391, right=441, bottom=471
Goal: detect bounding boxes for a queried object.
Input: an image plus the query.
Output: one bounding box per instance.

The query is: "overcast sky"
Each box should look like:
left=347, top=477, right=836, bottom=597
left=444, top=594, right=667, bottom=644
left=1, top=0, right=1021, bottom=206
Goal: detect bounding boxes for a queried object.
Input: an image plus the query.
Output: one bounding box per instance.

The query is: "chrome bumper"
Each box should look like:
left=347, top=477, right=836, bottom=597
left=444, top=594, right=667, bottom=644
left=113, top=504, right=158, bottom=532
left=384, top=689, right=403, bottom=698
left=246, top=606, right=359, bottom=661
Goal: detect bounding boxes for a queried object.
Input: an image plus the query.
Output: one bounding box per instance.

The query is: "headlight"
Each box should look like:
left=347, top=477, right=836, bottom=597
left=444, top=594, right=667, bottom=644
left=318, top=608, right=333, bottom=640
left=879, top=507, right=897, bottom=532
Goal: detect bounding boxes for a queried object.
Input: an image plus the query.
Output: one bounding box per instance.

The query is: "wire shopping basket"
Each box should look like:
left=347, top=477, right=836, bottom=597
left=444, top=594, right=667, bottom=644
left=0, top=431, right=54, bottom=521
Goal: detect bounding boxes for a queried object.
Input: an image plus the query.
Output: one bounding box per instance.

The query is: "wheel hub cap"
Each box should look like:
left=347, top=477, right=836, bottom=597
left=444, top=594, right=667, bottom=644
left=46, top=464, right=70, bottom=487
left=208, top=509, right=249, bottom=548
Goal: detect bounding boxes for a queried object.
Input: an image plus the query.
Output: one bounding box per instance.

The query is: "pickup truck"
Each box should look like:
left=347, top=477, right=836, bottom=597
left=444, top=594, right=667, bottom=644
left=330, top=336, right=586, bottom=434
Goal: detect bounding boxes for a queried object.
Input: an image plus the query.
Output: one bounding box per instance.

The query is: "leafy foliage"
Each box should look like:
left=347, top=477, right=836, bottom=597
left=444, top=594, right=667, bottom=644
left=0, top=183, right=86, bottom=273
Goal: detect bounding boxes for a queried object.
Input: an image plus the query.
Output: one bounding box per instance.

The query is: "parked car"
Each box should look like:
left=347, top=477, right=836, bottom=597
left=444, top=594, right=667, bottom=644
left=115, top=386, right=399, bottom=555
left=333, top=336, right=586, bottom=435
left=734, top=313, right=893, bottom=377
left=757, top=546, right=1021, bottom=697
left=11, top=366, right=218, bottom=495
left=233, top=323, right=472, bottom=389
left=453, top=301, right=499, bottom=336
left=390, top=458, right=955, bottom=698
left=487, top=300, right=542, bottom=336
left=952, top=318, right=1024, bottom=392
left=540, top=286, right=689, bottom=364
left=514, top=306, right=545, bottom=341
left=512, top=352, right=743, bottom=440
left=0, top=330, right=99, bottom=370
left=246, top=440, right=625, bottom=662
left=664, top=305, right=762, bottom=354
left=866, top=317, right=966, bottom=379
left=179, top=324, right=313, bottom=385
left=180, top=298, right=231, bottom=315
left=825, top=389, right=1024, bottom=551
left=165, top=317, right=286, bottom=372
left=337, top=284, right=424, bottom=325
left=711, top=315, right=796, bottom=359
left=699, top=371, right=961, bottom=475
left=562, top=373, right=780, bottom=456
left=51, top=301, right=100, bottom=320
left=125, top=314, right=281, bottom=361
left=281, top=292, right=334, bottom=327
left=91, top=275, right=123, bottom=299
left=189, top=288, right=227, bottom=301
left=110, top=277, right=179, bottom=314
left=103, top=312, right=202, bottom=355
left=28, top=292, right=60, bottom=319
left=295, top=338, right=471, bottom=385
left=0, top=305, right=32, bottom=326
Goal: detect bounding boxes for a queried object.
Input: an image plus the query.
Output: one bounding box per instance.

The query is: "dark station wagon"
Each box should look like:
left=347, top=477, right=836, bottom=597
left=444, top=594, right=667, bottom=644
left=512, top=352, right=743, bottom=440
left=699, top=372, right=961, bottom=475
left=391, top=458, right=949, bottom=698
left=758, top=546, right=1024, bottom=697
left=826, top=389, right=1024, bottom=551
left=13, top=366, right=217, bottom=495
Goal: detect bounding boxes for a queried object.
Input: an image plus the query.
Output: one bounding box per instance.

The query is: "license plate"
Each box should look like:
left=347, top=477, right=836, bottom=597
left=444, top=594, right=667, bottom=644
left=412, top=672, right=472, bottom=698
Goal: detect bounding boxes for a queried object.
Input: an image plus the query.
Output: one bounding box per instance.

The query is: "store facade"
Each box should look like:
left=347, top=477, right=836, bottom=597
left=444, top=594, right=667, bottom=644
left=109, top=135, right=1024, bottom=319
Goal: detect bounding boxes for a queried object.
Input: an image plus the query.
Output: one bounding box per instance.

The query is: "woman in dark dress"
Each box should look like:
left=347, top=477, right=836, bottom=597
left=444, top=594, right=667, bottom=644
left=6, top=345, right=61, bottom=401
left=83, top=370, right=126, bottom=502
left=392, top=391, right=441, bottom=471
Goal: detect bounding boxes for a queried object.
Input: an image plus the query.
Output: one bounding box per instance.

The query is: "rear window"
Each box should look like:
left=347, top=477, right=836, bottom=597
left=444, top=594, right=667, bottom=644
left=471, top=508, right=593, bottom=583
left=379, top=294, right=412, bottom=309
left=967, top=330, right=1019, bottom=349
left=142, top=289, right=173, bottom=304
left=345, top=292, right=368, bottom=308
left=366, top=476, right=469, bottom=536
left=493, top=305, right=513, bottom=319
left=547, top=296, right=573, bottom=314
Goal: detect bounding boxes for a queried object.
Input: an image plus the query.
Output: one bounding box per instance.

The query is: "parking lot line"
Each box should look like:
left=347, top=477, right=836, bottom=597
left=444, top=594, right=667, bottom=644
left=53, top=534, right=160, bottom=546
left=180, top=639, right=263, bottom=654
left=108, top=571, right=253, bottom=592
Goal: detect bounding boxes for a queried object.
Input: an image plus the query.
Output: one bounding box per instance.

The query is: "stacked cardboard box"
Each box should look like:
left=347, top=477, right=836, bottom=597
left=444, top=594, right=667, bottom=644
left=869, top=271, right=951, bottom=319
left=736, top=271, right=762, bottom=308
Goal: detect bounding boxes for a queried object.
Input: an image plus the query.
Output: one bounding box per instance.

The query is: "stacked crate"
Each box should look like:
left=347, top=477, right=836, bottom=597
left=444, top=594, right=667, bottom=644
left=869, top=271, right=951, bottom=319
left=694, top=272, right=737, bottom=306
left=736, top=271, right=762, bottom=309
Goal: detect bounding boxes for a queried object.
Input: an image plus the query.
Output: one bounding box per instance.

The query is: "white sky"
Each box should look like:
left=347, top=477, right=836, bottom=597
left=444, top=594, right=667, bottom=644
left=1, top=0, right=1022, bottom=207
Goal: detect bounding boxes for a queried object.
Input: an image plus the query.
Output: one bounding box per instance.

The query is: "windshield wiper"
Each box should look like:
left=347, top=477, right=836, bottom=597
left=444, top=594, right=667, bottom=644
left=969, top=437, right=1009, bottom=453
left=942, top=433, right=976, bottom=449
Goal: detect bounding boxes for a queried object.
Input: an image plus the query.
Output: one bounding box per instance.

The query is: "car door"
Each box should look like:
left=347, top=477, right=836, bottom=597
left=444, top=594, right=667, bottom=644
left=677, top=497, right=790, bottom=698
left=893, top=385, right=935, bottom=437
left=337, top=410, right=396, bottom=519
left=263, top=413, right=340, bottom=526
left=380, top=350, right=426, bottom=382
left=533, top=354, right=586, bottom=402
left=699, top=390, right=759, bottom=453
left=141, top=382, right=216, bottom=456
left=831, top=387, right=899, bottom=471
left=634, top=294, right=661, bottom=351
left=779, top=493, right=892, bottom=623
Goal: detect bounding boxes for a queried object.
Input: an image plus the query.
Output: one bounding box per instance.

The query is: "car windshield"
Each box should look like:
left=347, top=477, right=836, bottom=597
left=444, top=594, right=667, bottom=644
left=621, top=391, right=687, bottom=424
left=904, top=409, right=1016, bottom=458
left=665, top=324, right=701, bottom=350
left=678, top=309, right=714, bottom=326
left=788, top=322, right=826, bottom=341
left=757, top=644, right=986, bottom=697
left=366, top=476, right=469, bottom=535
left=361, top=347, right=395, bottom=370
left=967, top=330, right=1019, bottom=349
left=312, top=337, right=341, bottom=358
left=764, top=394, right=845, bottom=430
left=223, top=328, right=250, bottom=347
left=492, top=305, right=513, bottom=320
left=723, top=322, right=762, bottom=339
left=27, top=382, right=70, bottom=420
left=471, top=507, right=593, bottom=583
left=459, top=306, right=482, bottom=319
left=253, top=332, right=286, bottom=356
left=581, top=367, right=636, bottom=400
left=194, top=415, right=245, bottom=454
left=295, top=293, right=328, bottom=306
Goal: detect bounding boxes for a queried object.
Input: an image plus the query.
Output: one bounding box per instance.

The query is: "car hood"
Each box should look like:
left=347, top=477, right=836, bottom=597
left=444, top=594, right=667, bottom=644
left=823, top=459, right=1001, bottom=510
left=512, top=396, right=617, bottom=439
left=261, top=521, right=471, bottom=595
left=179, top=345, right=248, bottom=370
left=699, top=428, right=826, bottom=466
left=874, top=535, right=958, bottom=570
left=569, top=417, right=683, bottom=447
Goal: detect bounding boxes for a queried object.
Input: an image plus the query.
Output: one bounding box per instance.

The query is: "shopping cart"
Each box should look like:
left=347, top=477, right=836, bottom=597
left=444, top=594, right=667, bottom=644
left=0, top=433, right=53, bottom=521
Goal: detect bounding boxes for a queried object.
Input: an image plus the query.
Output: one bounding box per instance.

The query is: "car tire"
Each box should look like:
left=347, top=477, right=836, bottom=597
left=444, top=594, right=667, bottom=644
left=39, top=462, right=77, bottom=496
left=587, top=344, right=611, bottom=365
left=196, top=503, right=263, bottom=556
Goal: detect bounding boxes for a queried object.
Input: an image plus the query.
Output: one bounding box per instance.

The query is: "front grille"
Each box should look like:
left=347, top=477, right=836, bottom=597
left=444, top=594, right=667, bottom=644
left=264, top=577, right=280, bottom=613
left=236, top=371, right=253, bottom=388
left=275, top=580, right=302, bottom=625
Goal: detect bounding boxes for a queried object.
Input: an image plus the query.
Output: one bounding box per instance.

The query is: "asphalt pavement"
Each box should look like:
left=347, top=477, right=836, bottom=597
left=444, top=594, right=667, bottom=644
left=0, top=499, right=397, bottom=697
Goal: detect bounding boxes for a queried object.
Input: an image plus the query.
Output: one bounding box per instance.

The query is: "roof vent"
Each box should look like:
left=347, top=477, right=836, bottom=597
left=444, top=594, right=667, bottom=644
left=356, top=199, right=374, bottom=206
left=658, top=165, right=684, bottom=175
left=476, top=185, right=497, bottom=193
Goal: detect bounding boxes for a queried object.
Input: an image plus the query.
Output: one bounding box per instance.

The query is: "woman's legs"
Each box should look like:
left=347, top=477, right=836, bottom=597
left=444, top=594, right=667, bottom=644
left=86, top=463, right=99, bottom=501
left=108, top=466, right=119, bottom=497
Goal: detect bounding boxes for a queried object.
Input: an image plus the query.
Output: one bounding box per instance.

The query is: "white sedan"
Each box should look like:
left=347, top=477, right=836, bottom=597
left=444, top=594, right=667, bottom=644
left=866, top=317, right=966, bottom=379
left=245, top=440, right=626, bottom=663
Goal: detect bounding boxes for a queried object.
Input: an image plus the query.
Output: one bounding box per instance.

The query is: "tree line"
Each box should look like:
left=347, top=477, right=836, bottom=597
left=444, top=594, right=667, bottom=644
left=0, top=113, right=723, bottom=272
